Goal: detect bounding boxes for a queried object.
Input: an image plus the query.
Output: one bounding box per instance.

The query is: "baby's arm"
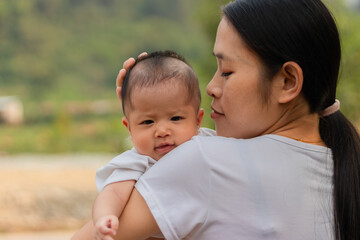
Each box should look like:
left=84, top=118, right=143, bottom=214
left=93, top=180, right=135, bottom=239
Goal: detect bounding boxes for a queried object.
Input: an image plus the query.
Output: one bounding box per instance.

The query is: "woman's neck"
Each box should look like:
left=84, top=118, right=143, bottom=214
left=264, top=99, right=325, bottom=146
left=274, top=114, right=324, bottom=146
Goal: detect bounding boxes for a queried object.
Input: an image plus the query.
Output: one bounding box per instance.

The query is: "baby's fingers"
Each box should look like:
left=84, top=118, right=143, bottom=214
left=99, top=225, right=114, bottom=235
left=110, top=219, right=119, bottom=234
left=102, top=235, right=115, bottom=240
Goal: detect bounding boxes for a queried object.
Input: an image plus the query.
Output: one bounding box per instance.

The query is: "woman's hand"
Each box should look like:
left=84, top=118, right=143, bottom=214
left=116, top=52, right=147, bottom=98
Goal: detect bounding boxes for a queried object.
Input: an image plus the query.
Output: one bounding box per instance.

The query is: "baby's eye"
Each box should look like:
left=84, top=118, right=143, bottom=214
left=221, top=72, right=233, bottom=77
left=171, top=116, right=183, bottom=121
left=140, top=120, right=154, bottom=125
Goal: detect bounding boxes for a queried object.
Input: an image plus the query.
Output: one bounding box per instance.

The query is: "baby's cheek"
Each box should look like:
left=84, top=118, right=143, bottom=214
left=179, top=127, right=198, bottom=144
left=136, top=140, right=149, bottom=155
left=132, top=134, right=151, bottom=156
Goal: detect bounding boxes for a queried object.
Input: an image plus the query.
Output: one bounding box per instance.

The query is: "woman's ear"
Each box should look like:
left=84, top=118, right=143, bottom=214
left=276, top=61, right=303, bottom=104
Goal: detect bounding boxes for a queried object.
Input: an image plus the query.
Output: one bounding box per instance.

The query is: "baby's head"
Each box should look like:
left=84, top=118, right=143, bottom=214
left=120, top=51, right=204, bottom=160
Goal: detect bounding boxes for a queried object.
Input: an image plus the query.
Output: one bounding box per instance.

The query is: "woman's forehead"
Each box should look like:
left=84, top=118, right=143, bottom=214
left=214, top=19, right=262, bottom=68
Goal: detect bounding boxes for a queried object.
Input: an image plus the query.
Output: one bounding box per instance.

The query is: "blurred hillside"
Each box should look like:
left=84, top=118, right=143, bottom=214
left=0, top=0, right=222, bottom=154
left=0, top=0, right=214, bottom=103
left=0, top=0, right=359, bottom=154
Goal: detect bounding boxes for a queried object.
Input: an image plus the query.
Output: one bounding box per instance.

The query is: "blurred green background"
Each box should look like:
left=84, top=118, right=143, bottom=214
left=0, top=0, right=359, bottom=154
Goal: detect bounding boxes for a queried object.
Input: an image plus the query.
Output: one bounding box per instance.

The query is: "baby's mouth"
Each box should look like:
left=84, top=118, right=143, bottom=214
left=155, top=143, right=175, bottom=155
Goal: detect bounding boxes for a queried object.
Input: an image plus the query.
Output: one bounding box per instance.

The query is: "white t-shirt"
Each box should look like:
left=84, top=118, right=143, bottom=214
left=95, top=127, right=216, bottom=192
left=135, top=134, right=334, bottom=240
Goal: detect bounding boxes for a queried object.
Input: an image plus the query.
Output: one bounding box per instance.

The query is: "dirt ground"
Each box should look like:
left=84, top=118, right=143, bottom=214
left=0, top=153, right=115, bottom=239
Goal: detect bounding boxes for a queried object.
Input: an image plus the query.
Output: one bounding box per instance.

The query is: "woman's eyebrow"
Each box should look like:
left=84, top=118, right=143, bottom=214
left=212, top=51, right=232, bottom=61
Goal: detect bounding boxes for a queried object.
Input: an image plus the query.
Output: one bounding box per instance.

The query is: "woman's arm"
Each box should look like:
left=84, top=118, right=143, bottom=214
left=115, top=189, right=161, bottom=240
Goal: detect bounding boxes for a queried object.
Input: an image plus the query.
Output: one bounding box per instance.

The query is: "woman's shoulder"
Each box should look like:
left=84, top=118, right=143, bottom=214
left=187, top=134, right=331, bottom=166
left=193, top=134, right=329, bottom=151
left=189, top=134, right=267, bottom=153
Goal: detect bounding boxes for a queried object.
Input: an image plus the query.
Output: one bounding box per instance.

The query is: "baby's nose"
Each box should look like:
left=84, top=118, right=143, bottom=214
left=155, top=124, right=171, bottom=138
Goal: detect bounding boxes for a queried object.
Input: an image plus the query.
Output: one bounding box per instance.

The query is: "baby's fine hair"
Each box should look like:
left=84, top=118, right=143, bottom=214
left=121, top=50, right=201, bottom=116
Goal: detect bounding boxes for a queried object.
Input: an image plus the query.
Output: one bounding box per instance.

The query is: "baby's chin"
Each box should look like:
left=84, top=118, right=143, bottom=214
left=139, top=151, right=161, bottom=161
left=150, top=154, right=161, bottom=161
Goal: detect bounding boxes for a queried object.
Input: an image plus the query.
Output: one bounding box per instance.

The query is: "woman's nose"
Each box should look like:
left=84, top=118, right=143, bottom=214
left=206, top=75, right=222, bottom=98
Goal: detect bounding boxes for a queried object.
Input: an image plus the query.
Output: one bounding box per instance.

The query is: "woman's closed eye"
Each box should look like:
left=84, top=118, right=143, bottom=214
left=221, top=72, right=233, bottom=77
left=171, top=116, right=183, bottom=121
left=140, top=120, right=154, bottom=125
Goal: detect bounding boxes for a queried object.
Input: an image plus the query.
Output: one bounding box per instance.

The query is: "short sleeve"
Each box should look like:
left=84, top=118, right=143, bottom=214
left=135, top=138, right=210, bottom=240
left=96, top=148, right=156, bottom=192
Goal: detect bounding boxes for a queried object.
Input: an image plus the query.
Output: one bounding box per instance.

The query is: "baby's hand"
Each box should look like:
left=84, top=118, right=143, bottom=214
left=94, top=215, right=119, bottom=240
left=116, top=52, right=147, bottom=98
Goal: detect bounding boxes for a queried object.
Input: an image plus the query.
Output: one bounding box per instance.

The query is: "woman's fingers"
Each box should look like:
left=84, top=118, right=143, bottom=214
left=116, top=69, right=127, bottom=88
left=123, top=57, right=135, bottom=70
left=138, top=52, right=148, bottom=58
left=116, top=57, right=135, bottom=90
left=116, top=53, right=148, bottom=89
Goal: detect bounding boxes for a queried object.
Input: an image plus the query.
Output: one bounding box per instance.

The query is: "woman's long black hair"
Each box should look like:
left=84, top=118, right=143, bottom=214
left=223, top=0, right=360, bottom=239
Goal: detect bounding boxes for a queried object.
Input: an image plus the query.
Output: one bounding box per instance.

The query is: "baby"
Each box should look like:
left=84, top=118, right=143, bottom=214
left=91, top=51, right=215, bottom=239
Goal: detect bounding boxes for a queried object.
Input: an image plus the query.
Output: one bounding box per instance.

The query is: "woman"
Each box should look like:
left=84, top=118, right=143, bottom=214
left=74, top=0, right=360, bottom=239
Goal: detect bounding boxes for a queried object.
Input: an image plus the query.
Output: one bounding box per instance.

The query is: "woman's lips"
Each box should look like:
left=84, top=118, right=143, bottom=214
left=210, top=106, right=224, bottom=119
left=155, top=143, right=175, bottom=155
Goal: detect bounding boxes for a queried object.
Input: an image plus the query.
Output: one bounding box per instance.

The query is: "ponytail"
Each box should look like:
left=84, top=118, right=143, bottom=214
left=319, top=112, right=360, bottom=240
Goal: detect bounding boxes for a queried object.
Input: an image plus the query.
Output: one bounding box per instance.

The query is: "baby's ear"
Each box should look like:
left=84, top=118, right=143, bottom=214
left=122, top=117, right=130, bottom=132
left=197, top=108, right=205, bottom=127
